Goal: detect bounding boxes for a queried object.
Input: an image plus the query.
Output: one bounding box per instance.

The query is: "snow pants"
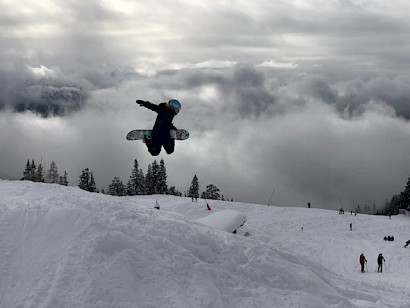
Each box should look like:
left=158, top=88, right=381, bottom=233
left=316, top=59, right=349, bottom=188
left=145, top=137, right=175, bottom=156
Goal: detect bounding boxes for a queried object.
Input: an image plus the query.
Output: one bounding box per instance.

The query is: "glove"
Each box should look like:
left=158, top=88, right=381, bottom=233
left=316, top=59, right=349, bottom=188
left=136, top=100, right=146, bottom=105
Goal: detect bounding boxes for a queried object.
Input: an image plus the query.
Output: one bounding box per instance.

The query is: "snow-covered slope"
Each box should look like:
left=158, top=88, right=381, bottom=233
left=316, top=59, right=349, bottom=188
left=1, top=180, right=410, bottom=307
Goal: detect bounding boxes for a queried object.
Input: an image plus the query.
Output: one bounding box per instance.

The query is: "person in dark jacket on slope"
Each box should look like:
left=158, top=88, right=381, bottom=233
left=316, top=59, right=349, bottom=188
left=377, top=253, right=385, bottom=272
left=359, top=253, right=367, bottom=273
left=136, top=99, right=181, bottom=156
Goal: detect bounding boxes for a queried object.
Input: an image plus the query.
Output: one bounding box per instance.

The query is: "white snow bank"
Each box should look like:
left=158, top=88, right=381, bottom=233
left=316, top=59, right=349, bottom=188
left=1, top=180, right=410, bottom=307
left=196, top=210, right=246, bottom=233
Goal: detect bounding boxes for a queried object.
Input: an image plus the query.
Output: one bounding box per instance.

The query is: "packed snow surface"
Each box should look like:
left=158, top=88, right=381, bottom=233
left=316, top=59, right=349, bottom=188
left=1, top=180, right=410, bottom=307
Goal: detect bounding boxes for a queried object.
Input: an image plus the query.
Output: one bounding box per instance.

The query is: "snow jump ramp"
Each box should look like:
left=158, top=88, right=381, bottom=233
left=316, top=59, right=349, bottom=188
left=196, top=210, right=247, bottom=234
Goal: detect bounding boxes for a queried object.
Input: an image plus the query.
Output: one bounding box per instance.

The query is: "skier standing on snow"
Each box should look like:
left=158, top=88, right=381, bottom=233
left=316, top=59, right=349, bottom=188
left=136, top=99, right=181, bottom=156
left=377, top=253, right=385, bottom=272
left=359, top=253, right=367, bottom=273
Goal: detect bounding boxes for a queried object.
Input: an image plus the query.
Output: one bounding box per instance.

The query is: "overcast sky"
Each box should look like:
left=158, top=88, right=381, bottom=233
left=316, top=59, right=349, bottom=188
left=1, top=0, right=410, bottom=209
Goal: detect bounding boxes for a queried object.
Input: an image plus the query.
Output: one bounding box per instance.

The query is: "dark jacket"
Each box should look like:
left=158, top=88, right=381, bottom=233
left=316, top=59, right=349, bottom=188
left=359, top=254, right=367, bottom=265
left=377, top=254, right=385, bottom=265
left=139, top=101, right=177, bottom=138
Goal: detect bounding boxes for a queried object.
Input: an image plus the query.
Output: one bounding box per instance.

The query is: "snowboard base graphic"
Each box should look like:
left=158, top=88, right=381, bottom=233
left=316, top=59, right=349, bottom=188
left=126, top=129, right=189, bottom=141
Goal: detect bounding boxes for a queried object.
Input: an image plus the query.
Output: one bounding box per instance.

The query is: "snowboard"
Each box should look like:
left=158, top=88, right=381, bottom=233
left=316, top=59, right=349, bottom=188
left=126, top=129, right=189, bottom=141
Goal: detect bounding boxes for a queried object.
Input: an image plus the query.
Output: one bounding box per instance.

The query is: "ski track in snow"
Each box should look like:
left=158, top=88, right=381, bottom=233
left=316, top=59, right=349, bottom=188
left=0, top=180, right=410, bottom=307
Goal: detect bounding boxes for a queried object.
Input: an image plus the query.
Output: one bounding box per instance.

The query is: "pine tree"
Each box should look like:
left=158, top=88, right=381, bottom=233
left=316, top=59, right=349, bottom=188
left=128, top=159, right=145, bottom=195
left=30, top=160, right=37, bottom=181
left=167, top=186, right=182, bottom=196
left=138, top=169, right=145, bottom=194
left=157, top=159, right=167, bottom=194
left=126, top=178, right=133, bottom=196
left=188, top=175, right=199, bottom=201
left=127, top=159, right=139, bottom=196
left=78, top=168, right=90, bottom=191
left=22, top=159, right=32, bottom=181
left=89, top=171, right=96, bottom=192
left=151, top=160, right=160, bottom=193
left=22, top=159, right=42, bottom=182
left=401, top=177, right=410, bottom=209
left=59, top=171, right=68, bottom=186
left=108, top=177, right=126, bottom=196
left=36, top=163, right=45, bottom=182
left=201, top=184, right=221, bottom=200
left=145, top=164, right=155, bottom=194
left=46, top=161, right=59, bottom=183
left=78, top=168, right=97, bottom=192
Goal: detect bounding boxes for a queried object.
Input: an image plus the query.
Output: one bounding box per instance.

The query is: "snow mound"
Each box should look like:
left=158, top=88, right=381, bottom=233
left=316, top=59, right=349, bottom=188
left=1, top=180, right=410, bottom=307
left=196, top=209, right=246, bottom=233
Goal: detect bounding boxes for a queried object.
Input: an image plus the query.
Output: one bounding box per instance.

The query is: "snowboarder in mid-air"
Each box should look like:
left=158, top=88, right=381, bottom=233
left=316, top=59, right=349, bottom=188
left=136, top=99, right=181, bottom=156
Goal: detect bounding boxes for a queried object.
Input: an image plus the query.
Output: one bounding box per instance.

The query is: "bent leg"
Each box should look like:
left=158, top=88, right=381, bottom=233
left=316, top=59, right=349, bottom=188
left=162, top=138, right=175, bottom=154
left=145, top=137, right=161, bottom=156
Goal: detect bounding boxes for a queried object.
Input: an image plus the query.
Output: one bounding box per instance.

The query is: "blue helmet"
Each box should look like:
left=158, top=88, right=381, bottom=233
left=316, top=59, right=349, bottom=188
left=168, top=99, right=181, bottom=114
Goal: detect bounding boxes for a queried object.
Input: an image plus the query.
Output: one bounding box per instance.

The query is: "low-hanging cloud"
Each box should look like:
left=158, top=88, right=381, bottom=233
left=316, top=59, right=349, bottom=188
left=0, top=65, right=91, bottom=117
left=286, top=73, right=410, bottom=119
left=12, top=78, right=89, bottom=117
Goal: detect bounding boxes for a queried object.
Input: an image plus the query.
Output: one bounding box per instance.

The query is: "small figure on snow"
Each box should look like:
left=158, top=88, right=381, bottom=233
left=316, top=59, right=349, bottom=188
left=350, top=223, right=352, bottom=231
left=359, top=253, right=367, bottom=273
left=136, top=99, right=181, bottom=156
left=377, top=253, right=385, bottom=273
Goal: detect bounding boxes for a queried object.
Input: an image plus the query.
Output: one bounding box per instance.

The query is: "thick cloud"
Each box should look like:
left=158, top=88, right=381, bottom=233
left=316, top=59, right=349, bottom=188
left=293, top=74, right=410, bottom=119
left=12, top=78, right=89, bottom=117
left=1, top=0, right=410, bottom=209
left=0, top=66, right=90, bottom=117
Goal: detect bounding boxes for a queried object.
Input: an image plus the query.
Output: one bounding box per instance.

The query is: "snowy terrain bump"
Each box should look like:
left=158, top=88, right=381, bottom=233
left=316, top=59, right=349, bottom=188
left=1, top=180, right=410, bottom=307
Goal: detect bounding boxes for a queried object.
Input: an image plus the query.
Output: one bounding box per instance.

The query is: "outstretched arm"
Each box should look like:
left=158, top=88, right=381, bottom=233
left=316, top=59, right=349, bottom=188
left=136, top=100, right=159, bottom=112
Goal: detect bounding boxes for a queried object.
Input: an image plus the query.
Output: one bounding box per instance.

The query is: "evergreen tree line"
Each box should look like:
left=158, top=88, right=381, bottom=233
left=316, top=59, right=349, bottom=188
left=188, top=174, right=232, bottom=202
left=21, top=159, right=68, bottom=185
left=21, top=158, right=232, bottom=201
left=352, top=177, right=410, bottom=216
left=104, top=159, right=175, bottom=196
left=383, top=177, right=410, bottom=215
